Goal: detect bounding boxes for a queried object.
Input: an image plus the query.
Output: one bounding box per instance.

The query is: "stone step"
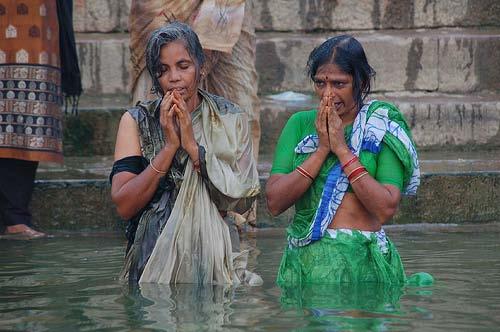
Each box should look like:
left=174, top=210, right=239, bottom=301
left=255, top=29, right=500, bottom=94
left=33, top=151, right=500, bottom=231
left=75, top=28, right=500, bottom=96
left=72, top=0, right=500, bottom=33
left=254, top=0, right=500, bottom=32
left=260, top=92, right=500, bottom=156
left=65, top=93, right=500, bottom=157
left=36, top=149, right=500, bottom=181
left=31, top=170, right=500, bottom=231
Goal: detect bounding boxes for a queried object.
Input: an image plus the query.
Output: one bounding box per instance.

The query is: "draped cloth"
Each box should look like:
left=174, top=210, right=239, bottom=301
left=129, top=90, right=259, bottom=284
left=289, top=101, right=420, bottom=248
left=275, top=101, right=433, bottom=287
left=0, top=0, right=63, bottom=163
left=55, top=0, right=82, bottom=113
left=129, top=0, right=261, bottom=226
left=129, top=0, right=245, bottom=95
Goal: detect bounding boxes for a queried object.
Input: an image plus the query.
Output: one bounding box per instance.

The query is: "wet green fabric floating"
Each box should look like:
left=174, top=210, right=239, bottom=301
left=406, top=272, right=434, bottom=286
left=277, top=229, right=434, bottom=287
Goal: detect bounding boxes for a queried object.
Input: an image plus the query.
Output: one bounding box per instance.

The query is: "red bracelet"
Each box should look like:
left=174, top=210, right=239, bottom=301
left=193, top=159, right=201, bottom=173
left=347, top=166, right=366, bottom=181
left=296, top=166, right=314, bottom=181
left=341, top=155, right=358, bottom=170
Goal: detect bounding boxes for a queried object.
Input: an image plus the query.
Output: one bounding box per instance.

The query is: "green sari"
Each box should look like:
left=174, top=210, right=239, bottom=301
left=272, top=101, right=433, bottom=286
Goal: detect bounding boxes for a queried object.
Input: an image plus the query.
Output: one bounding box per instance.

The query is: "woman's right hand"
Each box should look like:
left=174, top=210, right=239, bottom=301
left=315, top=94, right=332, bottom=155
left=159, top=92, right=180, bottom=149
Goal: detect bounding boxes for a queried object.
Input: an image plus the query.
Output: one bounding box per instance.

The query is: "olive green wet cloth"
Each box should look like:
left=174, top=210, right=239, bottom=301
left=277, top=230, right=433, bottom=286
left=138, top=90, right=260, bottom=285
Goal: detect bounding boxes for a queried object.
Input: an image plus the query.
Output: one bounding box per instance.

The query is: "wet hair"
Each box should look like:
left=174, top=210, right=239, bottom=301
left=145, top=22, right=205, bottom=96
left=306, top=35, right=375, bottom=109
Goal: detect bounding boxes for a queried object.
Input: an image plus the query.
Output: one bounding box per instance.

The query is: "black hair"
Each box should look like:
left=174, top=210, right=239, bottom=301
left=306, top=35, right=375, bottom=108
left=145, top=22, right=205, bottom=96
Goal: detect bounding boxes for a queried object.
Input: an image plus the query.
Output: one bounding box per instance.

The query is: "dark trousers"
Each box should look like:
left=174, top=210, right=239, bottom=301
left=0, top=158, right=39, bottom=229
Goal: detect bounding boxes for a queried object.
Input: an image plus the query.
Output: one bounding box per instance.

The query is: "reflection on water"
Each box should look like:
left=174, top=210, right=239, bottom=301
left=127, top=283, right=233, bottom=331
left=280, top=282, right=404, bottom=312
left=1, top=228, right=500, bottom=331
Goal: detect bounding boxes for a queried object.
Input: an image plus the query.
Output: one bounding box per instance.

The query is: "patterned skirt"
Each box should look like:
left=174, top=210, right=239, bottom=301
left=0, top=0, right=63, bottom=163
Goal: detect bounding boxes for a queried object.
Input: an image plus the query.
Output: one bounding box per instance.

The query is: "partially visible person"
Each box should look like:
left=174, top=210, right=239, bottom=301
left=129, top=0, right=261, bottom=229
left=266, top=35, right=433, bottom=286
left=110, top=22, right=261, bottom=285
left=0, top=0, right=82, bottom=238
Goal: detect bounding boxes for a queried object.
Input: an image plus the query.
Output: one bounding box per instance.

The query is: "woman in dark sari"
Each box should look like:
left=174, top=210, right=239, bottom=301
left=110, top=22, right=261, bottom=285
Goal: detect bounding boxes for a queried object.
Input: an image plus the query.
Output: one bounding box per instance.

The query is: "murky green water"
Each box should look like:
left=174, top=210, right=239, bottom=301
left=1, top=228, right=499, bottom=331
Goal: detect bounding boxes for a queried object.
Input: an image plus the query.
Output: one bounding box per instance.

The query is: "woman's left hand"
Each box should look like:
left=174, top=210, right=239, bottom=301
left=327, top=107, right=350, bottom=157
left=171, top=90, right=199, bottom=160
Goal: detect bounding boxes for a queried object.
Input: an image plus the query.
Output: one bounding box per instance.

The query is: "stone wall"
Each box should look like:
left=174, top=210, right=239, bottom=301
left=31, top=173, right=500, bottom=230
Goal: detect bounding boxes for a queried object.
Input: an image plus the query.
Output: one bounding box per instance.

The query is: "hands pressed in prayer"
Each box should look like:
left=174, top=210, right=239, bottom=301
left=160, top=91, right=181, bottom=149
left=316, top=93, right=350, bottom=157
left=161, top=90, right=198, bottom=161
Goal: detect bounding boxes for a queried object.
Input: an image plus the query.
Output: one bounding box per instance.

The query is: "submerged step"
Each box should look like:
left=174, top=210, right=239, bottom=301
left=36, top=149, right=500, bottom=181
left=31, top=171, right=500, bottom=231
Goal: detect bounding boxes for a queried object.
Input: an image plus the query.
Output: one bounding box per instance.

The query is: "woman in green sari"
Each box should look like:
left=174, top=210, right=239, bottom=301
left=110, top=22, right=261, bottom=285
left=266, top=35, right=432, bottom=286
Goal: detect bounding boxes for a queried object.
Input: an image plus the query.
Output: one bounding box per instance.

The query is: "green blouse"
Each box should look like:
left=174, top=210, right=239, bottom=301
left=270, top=108, right=405, bottom=237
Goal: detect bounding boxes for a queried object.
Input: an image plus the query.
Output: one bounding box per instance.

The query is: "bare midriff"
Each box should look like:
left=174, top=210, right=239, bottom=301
left=328, top=193, right=382, bottom=232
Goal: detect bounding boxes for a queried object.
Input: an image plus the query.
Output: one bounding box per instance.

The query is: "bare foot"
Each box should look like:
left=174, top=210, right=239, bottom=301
left=4, top=224, right=46, bottom=239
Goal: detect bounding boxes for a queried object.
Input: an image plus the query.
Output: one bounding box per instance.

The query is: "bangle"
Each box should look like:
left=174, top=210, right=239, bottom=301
left=350, top=171, right=369, bottom=184
left=192, top=159, right=201, bottom=173
left=341, top=155, right=358, bottom=170
left=347, top=166, right=366, bottom=181
left=296, top=166, right=314, bottom=181
left=150, top=157, right=167, bottom=174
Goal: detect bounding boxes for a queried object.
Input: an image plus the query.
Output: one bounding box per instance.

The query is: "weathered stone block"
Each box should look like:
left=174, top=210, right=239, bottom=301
left=256, top=34, right=324, bottom=93
left=73, top=0, right=130, bottom=33
left=71, top=0, right=500, bottom=33
left=394, top=173, right=500, bottom=224
left=363, top=33, right=438, bottom=92
left=74, top=29, right=499, bottom=96
left=77, top=34, right=130, bottom=94
left=398, top=99, right=500, bottom=147
left=63, top=108, right=123, bottom=156
left=254, top=0, right=374, bottom=32
left=256, top=30, right=499, bottom=94
left=433, top=0, right=500, bottom=27
left=30, top=172, right=500, bottom=231
left=31, top=180, right=123, bottom=231
left=259, top=94, right=500, bottom=155
left=253, top=0, right=500, bottom=32
left=438, top=34, right=500, bottom=92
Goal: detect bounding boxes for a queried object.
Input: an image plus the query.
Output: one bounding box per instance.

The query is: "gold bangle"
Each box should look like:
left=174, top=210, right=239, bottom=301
left=150, top=157, right=167, bottom=174
left=350, top=171, right=369, bottom=184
